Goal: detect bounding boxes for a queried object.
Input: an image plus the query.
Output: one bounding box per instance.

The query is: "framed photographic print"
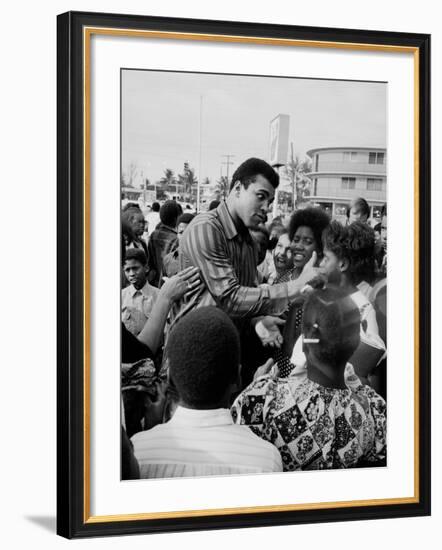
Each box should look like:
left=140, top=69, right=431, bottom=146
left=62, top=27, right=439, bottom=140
left=57, top=11, right=431, bottom=538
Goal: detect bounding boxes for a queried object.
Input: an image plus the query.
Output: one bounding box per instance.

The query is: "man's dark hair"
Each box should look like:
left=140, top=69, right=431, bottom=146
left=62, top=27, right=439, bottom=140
left=124, top=247, right=148, bottom=267
left=302, top=286, right=360, bottom=367
left=322, top=221, right=376, bottom=285
left=381, top=203, right=387, bottom=218
left=288, top=207, right=330, bottom=255
left=177, top=213, right=195, bottom=226
left=167, top=307, right=240, bottom=408
left=208, top=200, right=220, bottom=211
left=152, top=202, right=160, bottom=212
left=159, top=200, right=183, bottom=227
left=229, top=157, right=279, bottom=191
left=122, top=207, right=144, bottom=227
left=346, top=197, right=370, bottom=220
left=374, top=222, right=382, bottom=233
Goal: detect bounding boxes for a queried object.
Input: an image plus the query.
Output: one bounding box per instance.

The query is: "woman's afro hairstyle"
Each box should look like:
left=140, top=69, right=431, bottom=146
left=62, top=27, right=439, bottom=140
left=288, top=207, right=330, bottom=254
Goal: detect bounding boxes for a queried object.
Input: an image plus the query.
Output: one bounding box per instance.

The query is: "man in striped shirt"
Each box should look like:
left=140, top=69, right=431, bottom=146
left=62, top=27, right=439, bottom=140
left=132, top=307, right=283, bottom=478
left=173, top=158, right=319, bottom=321
left=171, top=158, right=321, bottom=382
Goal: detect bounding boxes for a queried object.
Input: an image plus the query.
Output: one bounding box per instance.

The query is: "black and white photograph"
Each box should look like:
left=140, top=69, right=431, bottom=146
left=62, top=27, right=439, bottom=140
left=120, top=69, right=388, bottom=480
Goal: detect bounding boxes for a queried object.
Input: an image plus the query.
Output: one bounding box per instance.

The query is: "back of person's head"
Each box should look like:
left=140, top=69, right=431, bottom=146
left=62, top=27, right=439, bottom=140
left=322, top=221, right=375, bottom=285
left=122, top=202, right=142, bottom=212
left=124, top=247, right=147, bottom=267
left=177, top=213, right=195, bottom=226
left=208, top=200, right=220, bottom=210
left=344, top=222, right=376, bottom=285
left=322, top=220, right=346, bottom=259
left=229, top=157, right=279, bottom=192
left=121, top=218, right=136, bottom=252
left=152, top=201, right=160, bottom=212
left=167, top=307, right=240, bottom=408
left=122, top=206, right=143, bottom=224
left=288, top=207, right=330, bottom=253
left=302, top=286, right=360, bottom=367
left=159, top=200, right=183, bottom=227
left=346, top=197, right=370, bottom=221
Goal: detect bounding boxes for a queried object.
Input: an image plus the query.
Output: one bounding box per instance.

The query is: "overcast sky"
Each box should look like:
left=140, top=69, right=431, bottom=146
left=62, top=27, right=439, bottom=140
left=122, top=69, right=386, bottom=186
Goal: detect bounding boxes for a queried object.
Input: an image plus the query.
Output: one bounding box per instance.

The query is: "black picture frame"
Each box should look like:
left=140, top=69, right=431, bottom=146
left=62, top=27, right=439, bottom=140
left=57, top=10, right=431, bottom=539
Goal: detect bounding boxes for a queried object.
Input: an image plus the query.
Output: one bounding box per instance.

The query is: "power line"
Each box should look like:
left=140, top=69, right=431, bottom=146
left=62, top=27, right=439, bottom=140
left=221, top=154, right=235, bottom=184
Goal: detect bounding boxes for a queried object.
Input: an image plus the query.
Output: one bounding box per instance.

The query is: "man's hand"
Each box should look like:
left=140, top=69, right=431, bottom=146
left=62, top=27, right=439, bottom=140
left=255, top=316, right=286, bottom=348
left=160, top=266, right=200, bottom=303
left=286, top=251, right=327, bottom=298
left=253, top=358, right=279, bottom=380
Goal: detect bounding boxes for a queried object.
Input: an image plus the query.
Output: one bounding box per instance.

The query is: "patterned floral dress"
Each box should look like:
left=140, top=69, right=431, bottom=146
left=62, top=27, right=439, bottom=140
left=231, top=374, right=386, bottom=471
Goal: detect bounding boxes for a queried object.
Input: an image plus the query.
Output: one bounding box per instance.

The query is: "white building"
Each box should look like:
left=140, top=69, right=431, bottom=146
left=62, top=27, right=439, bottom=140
left=306, top=146, right=386, bottom=222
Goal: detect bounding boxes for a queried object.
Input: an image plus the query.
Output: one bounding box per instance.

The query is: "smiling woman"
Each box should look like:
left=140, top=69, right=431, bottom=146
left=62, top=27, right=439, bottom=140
left=288, top=207, right=331, bottom=275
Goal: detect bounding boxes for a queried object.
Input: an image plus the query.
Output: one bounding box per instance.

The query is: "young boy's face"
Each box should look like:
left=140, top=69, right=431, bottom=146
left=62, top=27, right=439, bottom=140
left=319, top=248, right=343, bottom=285
left=124, top=259, right=147, bottom=289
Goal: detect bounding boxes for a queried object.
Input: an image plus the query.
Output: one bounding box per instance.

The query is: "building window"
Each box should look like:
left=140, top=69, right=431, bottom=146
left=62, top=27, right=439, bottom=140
left=369, top=152, right=385, bottom=164
left=367, top=178, right=383, bottom=191
left=341, top=177, right=356, bottom=190
left=343, top=151, right=358, bottom=162
left=315, top=154, right=319, bottom=171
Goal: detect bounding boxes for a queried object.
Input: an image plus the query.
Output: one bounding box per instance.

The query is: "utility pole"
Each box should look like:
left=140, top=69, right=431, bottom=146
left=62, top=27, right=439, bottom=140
left=197, top=95, right=203, bottom=212
left=221, top=154, right=235, bottom=185
left=291, top=142, right=296, bottom=209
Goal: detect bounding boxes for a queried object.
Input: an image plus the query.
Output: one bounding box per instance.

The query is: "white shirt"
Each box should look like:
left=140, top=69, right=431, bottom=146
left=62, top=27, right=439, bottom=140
left=356, top=280, right=373, bottom=300
left=145, top=211, right=160, bottom=237
left=121, top=281, right=159, bottom=336
left=131, top=406, right=283, bottom=479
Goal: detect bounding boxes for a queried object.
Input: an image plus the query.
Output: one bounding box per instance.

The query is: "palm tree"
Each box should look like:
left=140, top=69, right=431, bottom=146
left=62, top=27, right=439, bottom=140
left=214, top=175, right=229, bottom=200
left=178, top=163, right=198, bottom=201
left=159, top=168, right=177, bottom=195
left=284, top=151, right=312, bottom=207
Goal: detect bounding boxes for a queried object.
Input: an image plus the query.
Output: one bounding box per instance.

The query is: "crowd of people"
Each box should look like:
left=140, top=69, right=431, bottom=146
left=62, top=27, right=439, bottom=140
left=120, top=157, right=387, bottom=479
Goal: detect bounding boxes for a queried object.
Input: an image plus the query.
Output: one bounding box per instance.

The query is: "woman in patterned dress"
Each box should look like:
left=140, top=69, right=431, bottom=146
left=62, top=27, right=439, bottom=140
left=232, top=286, right=387, bottom=471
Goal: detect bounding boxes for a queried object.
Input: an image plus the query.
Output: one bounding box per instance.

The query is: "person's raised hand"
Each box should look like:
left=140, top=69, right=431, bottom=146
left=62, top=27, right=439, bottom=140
left=160, top=266, right=200, bottom=303
left=255, top=316, right=286, bottom=348
left=253, top=358, right=279, bottom=380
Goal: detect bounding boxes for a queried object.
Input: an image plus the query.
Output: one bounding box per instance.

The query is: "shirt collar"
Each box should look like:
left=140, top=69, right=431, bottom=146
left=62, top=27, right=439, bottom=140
left=169, top=406, right=234, bottom=427
left=216, top=201, right=238, bottom=240
left=349, top=289, right=370, bottom=309
left=159, top=223, right=177, bottom=234
left=356, top=280, right=372, bottom=298
left=129, top=280, right=153, bottom=298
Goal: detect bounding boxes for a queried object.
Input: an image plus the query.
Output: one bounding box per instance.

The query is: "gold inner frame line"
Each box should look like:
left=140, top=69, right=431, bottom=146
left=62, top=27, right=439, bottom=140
left=82, top=26, right=420, bottom=524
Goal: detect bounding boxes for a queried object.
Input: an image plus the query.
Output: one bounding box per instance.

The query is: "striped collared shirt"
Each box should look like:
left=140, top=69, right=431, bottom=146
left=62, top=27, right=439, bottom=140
left=172, top=201, right=289, bottom=325
left=131, top=406, right=283, bottom=478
